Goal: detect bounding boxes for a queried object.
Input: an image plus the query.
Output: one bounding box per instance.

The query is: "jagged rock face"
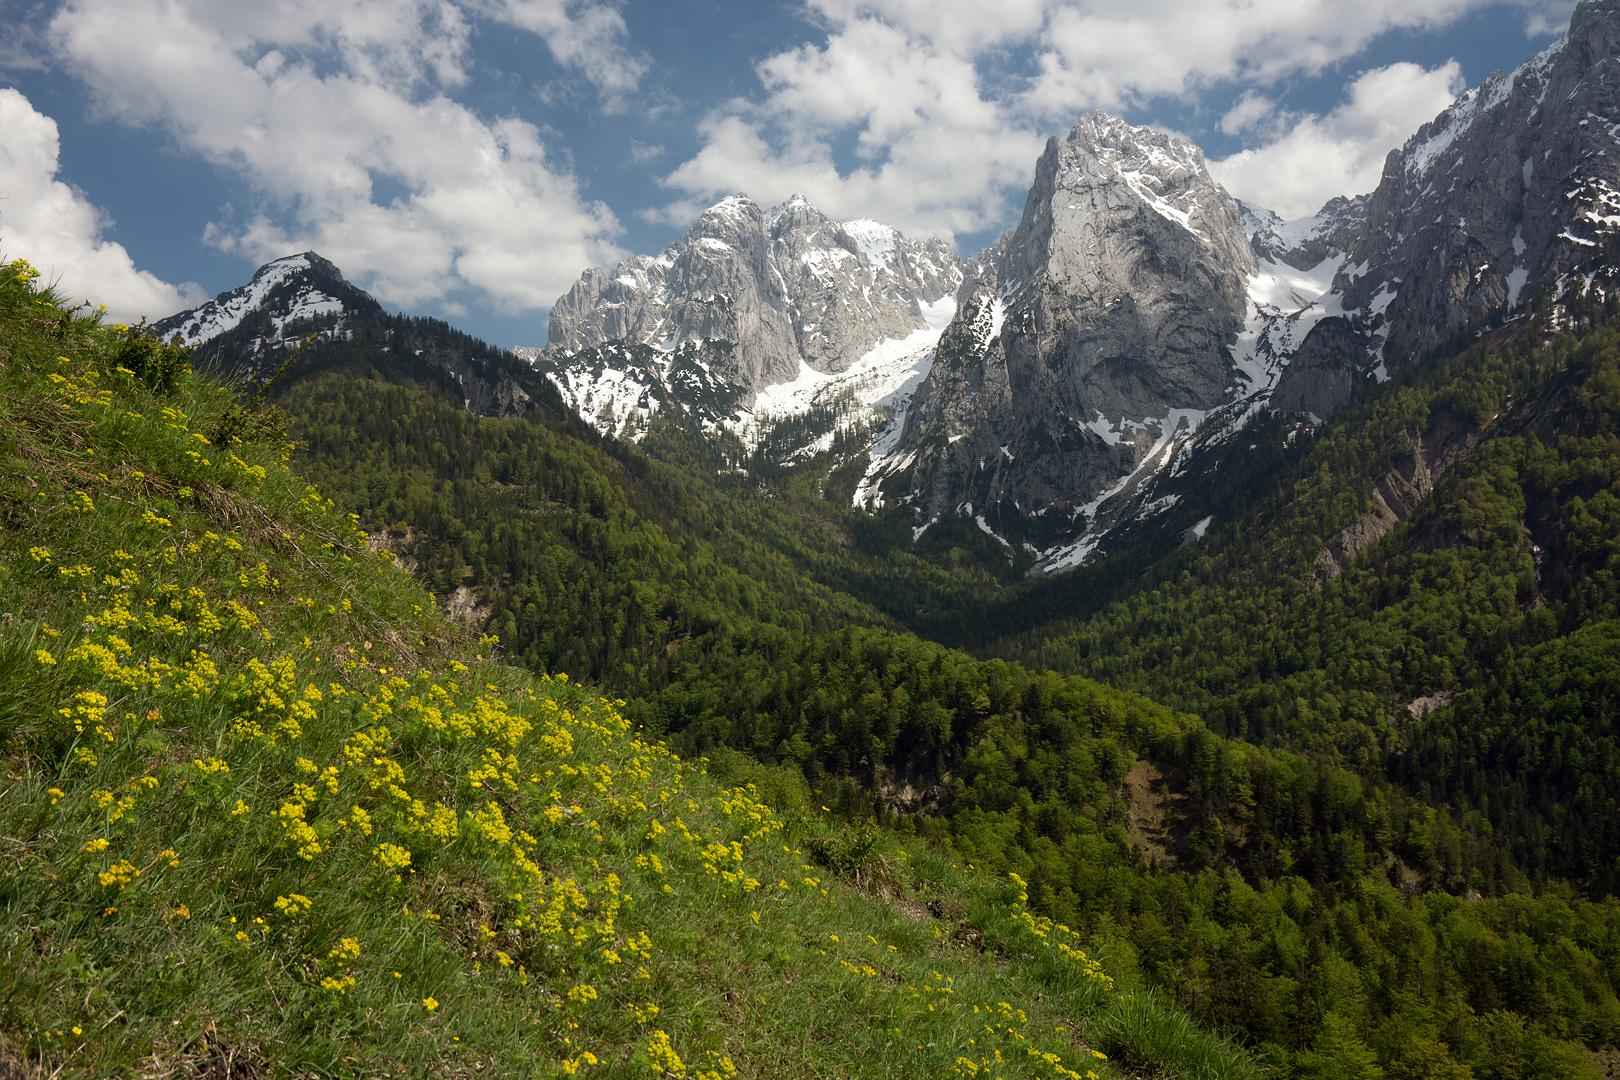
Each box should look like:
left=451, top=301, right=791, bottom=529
left=545, top=194, right=962, bottom=399
left=1322, top=0, right=1620, bottom=387
left=1269, top=316, right=1364, bottom=417
left=769, top=199, right=961, bottom=374
left=870, top=113, right=1256, bottom=542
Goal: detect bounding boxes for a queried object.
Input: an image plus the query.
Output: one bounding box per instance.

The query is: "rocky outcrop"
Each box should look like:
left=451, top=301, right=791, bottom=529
left=1313, top=425, right=1479, bottom=580
left=861, top=113, right=1257, bottom=552
left=1243, top=196, right=1368, bottom=271
left=1270, top=316, right=1365, bottom=417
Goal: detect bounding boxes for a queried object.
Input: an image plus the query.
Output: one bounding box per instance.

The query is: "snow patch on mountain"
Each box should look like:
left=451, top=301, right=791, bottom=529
left=737, top=318, right=947, bottom=449
left=1232, top=253, right=1344, bottom=396
left=541, top=346, right=665, bottom=439
left=1031, top=408, right=1208, bottom=575
left=839, top=219, right=899, bottom=268
left=158, top=254, right=338, bottom=347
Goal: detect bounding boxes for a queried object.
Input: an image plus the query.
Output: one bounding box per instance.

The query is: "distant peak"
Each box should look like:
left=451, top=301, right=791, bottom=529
left=251, top=252, right=347, bottom=283
left=1058, top=111, right=1209, bottom=178
left=252, top=253, right=311, bottom=276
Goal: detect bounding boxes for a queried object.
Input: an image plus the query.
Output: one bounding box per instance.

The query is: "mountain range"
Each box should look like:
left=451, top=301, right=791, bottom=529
left=156, top=0, right=1620, bottom=579
left=98, top=6, right=1620, bottom=1073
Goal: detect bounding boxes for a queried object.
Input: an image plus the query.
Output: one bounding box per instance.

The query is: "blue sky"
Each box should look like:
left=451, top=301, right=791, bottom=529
left=0, top=0, right=1572, bottom=347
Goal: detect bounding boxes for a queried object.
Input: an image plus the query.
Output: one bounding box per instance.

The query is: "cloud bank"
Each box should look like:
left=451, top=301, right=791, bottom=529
left=1209, top=62, right=1469, bottom=219
left=0, top=88, right=198, bottom=322
left=47, top=0, right=639, bottom=313
left=658, top=0, right=1568, bottom=241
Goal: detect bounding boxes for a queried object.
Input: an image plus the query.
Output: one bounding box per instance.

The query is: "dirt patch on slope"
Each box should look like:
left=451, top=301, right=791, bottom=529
left=1122, top=759, right=1189, bottom=870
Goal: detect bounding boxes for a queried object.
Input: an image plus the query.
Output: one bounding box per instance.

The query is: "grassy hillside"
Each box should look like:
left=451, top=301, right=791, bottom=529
left=0, top=261, right=1267, bottom=1078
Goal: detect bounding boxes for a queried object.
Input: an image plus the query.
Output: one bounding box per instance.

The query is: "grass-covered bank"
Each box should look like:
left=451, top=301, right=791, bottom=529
left=0, top=261, right=1255, bottom=1078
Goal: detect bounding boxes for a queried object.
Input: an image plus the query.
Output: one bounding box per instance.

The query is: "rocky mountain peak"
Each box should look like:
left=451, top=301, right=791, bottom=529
left=545, top=193, right=962, bottom=395
left=1242, top=196, right=1368, bottom=271
left=1270, top=0, right=1620, bottom=417
left=769, top=193, right=828, bottom=236
left=535, top=192, right=964, bottom=440
left=993, top=112, right=1254, bottom=299
left=856, top=111, right=1258, bottom=564
left=152, top=251, right=557, bottom=422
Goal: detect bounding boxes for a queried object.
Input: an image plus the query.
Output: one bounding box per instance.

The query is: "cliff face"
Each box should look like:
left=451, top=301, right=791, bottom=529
left=858, top=114, right=1257, bottom=551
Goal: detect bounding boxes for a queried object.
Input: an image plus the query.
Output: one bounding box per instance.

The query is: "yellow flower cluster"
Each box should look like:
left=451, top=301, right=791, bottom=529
left=10, top=372, right=886, bottom=1079
left=641, top=1030, right=684, bottom=1076
left=273, top=893, right=313, bottom=918
left=327, top=937, right=362, bottom=962
left=275, top=792, right=323, bottom=861
left=372, top=842, right=412, bottom=872
left=97, top=859, right=139, bottom=890
left=1006, top=874, right=1115, bottom=992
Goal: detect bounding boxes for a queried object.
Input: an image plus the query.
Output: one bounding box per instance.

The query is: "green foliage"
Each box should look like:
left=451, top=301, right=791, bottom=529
left=0, top=258, right=1253, bottom=1080
left=1090, top=990, right=1254, bottom=1080
left=259, top=288, right=1620, bottom=1077
left=1402, top=620, right=1620, bottom=891
left=997, top=325, right=1620, bottom=893
left=281, top=374, right=885, bottom=680
left=114, top=325, right=191, bottom=393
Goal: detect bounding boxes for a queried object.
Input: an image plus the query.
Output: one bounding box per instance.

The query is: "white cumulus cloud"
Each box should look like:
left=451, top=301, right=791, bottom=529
left=469, top=0, right=650, bottom=104
left=47, top=0, right=630, bottom=313
left=1209, top=62, right=1468, bottom=219
left=660, top=0, right=1567, bottom=244
left=0, top=87, right=198, bottom=322
left=655, top=16, right=1045, bottom=244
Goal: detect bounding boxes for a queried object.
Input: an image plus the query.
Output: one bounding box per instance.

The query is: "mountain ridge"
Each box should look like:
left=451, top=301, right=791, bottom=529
left=148, top=0, right=1620, bottom=581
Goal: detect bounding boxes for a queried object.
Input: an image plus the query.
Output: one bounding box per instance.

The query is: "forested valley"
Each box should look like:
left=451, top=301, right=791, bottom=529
left=271, top=307, right=1620, bottom=1079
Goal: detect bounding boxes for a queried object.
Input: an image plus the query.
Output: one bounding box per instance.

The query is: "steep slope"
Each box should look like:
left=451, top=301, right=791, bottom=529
left=277, top=320, right=1620, bottom=1080
left=1239, top=197, right=1369, bottom=418
left=0, top=258, right=1263, bottom=1080
left=979, top=312, right=1620, bottom=889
